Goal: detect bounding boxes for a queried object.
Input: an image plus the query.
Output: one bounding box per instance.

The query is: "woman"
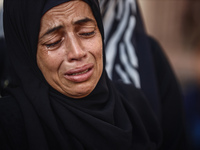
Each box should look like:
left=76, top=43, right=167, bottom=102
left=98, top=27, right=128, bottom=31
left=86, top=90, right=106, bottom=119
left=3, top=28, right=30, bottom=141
left=0, top=0, right=184, bottom=149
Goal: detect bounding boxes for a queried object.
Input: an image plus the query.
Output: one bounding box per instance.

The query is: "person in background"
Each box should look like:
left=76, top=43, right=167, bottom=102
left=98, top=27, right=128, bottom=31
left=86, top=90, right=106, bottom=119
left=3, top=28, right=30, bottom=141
left=181, top=1, right=200, bottom=150
left=100, top=0, right=187, bottom=149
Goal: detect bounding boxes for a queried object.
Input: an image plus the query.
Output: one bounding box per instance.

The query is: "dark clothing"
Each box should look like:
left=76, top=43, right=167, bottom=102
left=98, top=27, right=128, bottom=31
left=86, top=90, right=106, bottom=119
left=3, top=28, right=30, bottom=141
left=0, top=38, right=6, bottom=92
left=0, top=95, right=28, bottom=150
left=149, top=36, right=187, bottom=150
left=2, top=0, right=162, bottom=149
left=0, top=38, right=11, bottom=95
left=1, top=0, right=187, bottom=149
left=0, top=36, right=186, bottom=149
left=0, top=82, right=162, bottom=150
left=184, top=84, right=200, bottom=150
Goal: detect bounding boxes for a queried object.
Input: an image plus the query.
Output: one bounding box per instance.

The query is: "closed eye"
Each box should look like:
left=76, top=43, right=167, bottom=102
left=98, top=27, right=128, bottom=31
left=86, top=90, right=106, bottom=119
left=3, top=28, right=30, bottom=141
left=79, top=31, right=95, bottom=37
left=45, top=39, right=62, bottom=49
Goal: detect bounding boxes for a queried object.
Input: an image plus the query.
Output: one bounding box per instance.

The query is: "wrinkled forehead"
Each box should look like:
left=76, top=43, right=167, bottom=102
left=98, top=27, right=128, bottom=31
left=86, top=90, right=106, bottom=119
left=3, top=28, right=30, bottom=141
left=42, top=0, right=104, bottom=38
left=39, top=1, right=97, bottom=39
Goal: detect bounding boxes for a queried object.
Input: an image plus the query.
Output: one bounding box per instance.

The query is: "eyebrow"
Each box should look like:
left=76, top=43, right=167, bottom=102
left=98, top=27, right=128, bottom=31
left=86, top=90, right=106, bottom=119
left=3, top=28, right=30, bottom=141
left=73, top=17, right=95, bottom=25
left=40, top=17, right=95, bottom=40
left=40, top=25, right=63, bottom=39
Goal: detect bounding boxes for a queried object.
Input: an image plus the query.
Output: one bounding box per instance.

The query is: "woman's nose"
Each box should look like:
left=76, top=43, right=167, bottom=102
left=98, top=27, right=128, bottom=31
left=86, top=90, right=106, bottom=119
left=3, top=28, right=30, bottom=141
left=66, top=35, right=87, bottom=62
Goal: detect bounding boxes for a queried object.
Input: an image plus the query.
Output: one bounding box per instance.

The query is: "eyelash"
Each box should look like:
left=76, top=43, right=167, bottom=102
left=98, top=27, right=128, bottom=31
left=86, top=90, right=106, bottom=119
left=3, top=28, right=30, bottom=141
left=79, top=31, right=95, bottom=37
left=46, top=39, right=62, bottom=49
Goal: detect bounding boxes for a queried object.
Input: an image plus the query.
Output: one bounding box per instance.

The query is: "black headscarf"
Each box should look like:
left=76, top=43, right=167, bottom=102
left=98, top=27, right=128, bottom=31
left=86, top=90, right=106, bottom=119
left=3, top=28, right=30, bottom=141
left=3, top=0, right=162, bottom=149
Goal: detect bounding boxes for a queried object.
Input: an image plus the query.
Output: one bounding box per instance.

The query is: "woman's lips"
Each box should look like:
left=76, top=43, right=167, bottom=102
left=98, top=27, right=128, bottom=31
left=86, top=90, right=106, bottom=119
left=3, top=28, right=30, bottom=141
left=64, top=64, right=94, bottom=82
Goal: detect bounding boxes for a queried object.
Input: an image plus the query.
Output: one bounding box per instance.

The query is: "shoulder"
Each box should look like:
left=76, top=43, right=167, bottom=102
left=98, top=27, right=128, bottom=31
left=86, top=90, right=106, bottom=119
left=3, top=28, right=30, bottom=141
left=113, top=81, right=162, bottom=144
left=147, top=37, right=188, bottom=149
left=148, top=36, right=182, bottom=101
left=148, top=36, right=172, bottom=75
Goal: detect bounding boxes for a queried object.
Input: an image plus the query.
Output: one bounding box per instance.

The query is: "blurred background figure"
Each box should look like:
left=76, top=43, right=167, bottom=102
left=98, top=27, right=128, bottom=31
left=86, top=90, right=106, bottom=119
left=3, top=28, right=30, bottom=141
left=100, top=0, right=186, bottom=149
left=99, top=0, right=160, bottom=107
left=181, top=1, right=200, bottom=150
left=138, top=0, right=190, bottom=88
left=137, top=0, right=200, bottom=149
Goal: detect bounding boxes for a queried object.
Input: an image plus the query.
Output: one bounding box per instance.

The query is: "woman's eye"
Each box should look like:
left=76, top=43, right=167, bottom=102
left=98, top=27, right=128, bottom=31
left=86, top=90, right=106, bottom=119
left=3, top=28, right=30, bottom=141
left=79, top=31, right=95, bottom=37
left=45, top=39, right=62, bottom=49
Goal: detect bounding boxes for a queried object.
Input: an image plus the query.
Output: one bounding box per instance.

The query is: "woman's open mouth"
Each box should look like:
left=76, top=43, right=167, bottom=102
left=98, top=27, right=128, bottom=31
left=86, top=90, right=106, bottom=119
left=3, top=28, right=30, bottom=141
left=64, top=64, right=93, bottom=82
left=70, top=69, right=89, bottom=76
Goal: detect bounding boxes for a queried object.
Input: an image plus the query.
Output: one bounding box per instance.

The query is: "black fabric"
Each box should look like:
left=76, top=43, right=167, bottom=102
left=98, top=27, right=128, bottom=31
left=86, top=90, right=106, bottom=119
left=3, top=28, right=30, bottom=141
left=1, top=0, right=164, bottom=150
left=0, top=96, right=28, bottom=150
left=134, top=7, right=161, bottom=120
left=0, top=80, right=162, bottom=150
left=0, top=37, right=12, bottom=95
left=184, top=84, right=200, bottom=150
left=148, top=36, right=188, bottom=150
left=0, top=38, right=6, bottom=91
left=0, top=39, right=5, bottom=81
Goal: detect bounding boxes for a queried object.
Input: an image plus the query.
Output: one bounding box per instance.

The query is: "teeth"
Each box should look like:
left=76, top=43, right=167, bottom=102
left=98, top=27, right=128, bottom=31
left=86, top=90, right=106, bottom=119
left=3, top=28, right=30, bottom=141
left=72, top=69, right=89, bottom=76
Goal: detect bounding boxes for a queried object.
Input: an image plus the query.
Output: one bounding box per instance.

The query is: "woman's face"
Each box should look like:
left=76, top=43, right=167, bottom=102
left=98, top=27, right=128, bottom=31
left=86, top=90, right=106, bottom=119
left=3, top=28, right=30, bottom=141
left=37, top=0, right=103, bottom=98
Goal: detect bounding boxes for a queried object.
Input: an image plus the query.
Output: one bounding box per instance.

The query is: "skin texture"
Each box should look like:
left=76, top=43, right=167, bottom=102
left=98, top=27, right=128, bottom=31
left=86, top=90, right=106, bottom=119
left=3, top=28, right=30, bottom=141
left=37, top=0, right=103, bottom=98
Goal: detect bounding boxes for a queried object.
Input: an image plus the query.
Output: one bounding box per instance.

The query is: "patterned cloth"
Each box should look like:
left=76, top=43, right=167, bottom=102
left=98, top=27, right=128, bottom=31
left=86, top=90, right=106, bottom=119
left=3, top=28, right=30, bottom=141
left=100, top=0, right=139, bottom=87
left=100, top=0, right=161, bottom=118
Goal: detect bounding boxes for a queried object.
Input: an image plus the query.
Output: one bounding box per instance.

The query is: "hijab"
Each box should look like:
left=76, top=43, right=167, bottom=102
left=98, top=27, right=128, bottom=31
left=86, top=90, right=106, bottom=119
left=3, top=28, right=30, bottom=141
left=3, top=0, right=162, bottom=149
